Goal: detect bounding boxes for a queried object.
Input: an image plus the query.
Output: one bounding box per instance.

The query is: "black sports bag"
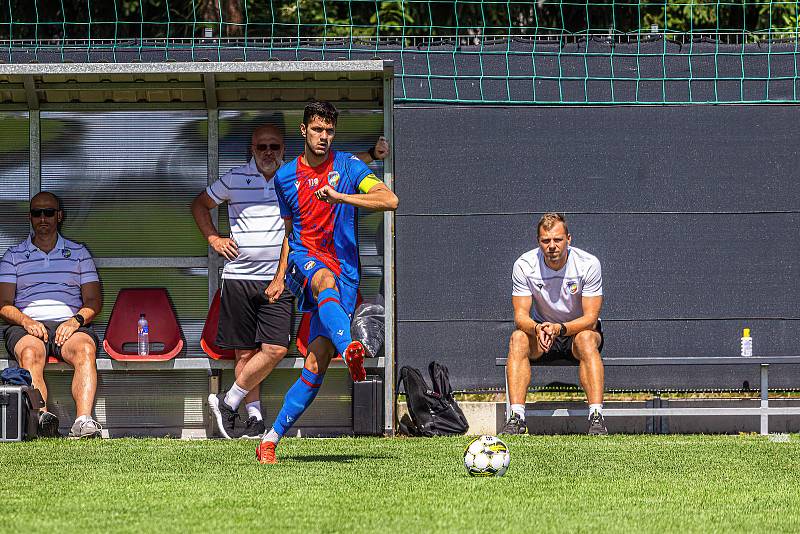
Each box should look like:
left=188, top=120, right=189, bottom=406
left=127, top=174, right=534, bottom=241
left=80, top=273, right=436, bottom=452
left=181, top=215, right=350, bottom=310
left=398, top=361, right=469, bottom=436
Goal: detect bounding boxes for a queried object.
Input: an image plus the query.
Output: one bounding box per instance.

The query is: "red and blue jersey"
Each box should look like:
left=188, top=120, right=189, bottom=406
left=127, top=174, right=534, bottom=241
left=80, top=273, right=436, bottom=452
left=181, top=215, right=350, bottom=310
left=274, top=150, right=378, bottom=288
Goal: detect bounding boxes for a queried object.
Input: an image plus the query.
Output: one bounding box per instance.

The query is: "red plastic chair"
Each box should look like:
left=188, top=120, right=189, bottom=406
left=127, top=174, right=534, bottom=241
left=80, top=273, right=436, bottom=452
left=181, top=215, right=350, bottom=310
left=200, top=289, right=235, bottom=360
left=102, top=288, right=184, bottom=361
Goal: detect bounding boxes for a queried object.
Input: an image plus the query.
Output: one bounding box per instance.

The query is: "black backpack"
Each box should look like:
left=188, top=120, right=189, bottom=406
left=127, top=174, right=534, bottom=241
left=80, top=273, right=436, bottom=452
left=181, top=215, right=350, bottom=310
left=398, top=361, right=469, bottom=436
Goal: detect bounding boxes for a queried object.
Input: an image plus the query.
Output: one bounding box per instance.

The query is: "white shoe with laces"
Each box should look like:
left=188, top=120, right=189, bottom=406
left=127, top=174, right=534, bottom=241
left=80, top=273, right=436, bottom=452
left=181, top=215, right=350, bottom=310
left=69, top=417, right=103, bottom=439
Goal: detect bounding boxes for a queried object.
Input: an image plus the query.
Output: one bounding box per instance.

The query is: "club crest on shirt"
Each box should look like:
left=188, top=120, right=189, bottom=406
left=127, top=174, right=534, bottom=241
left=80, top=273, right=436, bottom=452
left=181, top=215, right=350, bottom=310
left=566, top=280, right=579, bottom=294
left=62, top=249, right=71, bottom=258
left=327, top=170, right=340, bottom=188
left=304, top=260, right=316, bottom=271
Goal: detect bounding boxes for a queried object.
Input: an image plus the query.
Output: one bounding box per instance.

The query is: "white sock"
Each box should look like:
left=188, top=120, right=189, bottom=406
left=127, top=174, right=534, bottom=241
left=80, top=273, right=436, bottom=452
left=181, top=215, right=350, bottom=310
left=75, top=415, right=89, bottom=424
left=223, top=382, right=249, bottom=410
left=246, top=401, right=263, bottom=421
left=262, top=428, right=281, bottom=445
left=589, top=403, right=603, bottom=418
left=510, top=404, right=526, bottom=420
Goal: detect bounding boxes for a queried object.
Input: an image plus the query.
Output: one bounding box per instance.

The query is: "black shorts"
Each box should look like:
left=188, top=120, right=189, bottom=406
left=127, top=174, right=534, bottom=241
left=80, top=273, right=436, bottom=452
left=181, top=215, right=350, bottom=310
left=216, top=278, right=293, bottom=350
left=535, top=320, right=604, bottom=365
left=3, top=321, right=99, bottom=361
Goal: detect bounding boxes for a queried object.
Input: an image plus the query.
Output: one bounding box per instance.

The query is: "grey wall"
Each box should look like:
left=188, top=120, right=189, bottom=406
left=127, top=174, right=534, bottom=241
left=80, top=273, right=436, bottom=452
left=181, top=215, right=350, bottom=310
left=394, top=105, right=800, bottom=390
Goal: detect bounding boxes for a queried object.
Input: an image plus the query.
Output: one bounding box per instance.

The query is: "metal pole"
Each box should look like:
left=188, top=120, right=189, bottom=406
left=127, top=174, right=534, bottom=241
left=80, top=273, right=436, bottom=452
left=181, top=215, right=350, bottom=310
left=382, top=61, right=396, bottom=436
left=760, top=363, right=769, bottom=435
left=207, top=109, right=220, bottom=304
left=29, top=110, right=41, bottom=196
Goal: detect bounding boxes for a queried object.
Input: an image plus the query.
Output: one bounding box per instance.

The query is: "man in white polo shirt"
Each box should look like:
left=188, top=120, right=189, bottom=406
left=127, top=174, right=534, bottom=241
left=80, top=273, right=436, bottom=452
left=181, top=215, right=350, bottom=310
left=500, top=212, right=607, bottom=436
left=0, top=191, right=103, bottom=438
left=192, top=124, right=389, bottom=439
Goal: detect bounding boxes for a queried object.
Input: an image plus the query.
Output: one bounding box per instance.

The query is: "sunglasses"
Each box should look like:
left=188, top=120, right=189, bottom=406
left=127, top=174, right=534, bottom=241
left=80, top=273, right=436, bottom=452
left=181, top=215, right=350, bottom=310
left=30, top=208, right=59, bottom=217
left=253, top=143, right=283, bottom=152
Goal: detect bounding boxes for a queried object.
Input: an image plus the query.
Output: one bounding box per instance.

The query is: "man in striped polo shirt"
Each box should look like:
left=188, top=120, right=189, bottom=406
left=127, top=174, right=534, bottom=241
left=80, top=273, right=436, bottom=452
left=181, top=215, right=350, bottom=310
left=193, top=124, right=388, bottom=439
left=0, top=191, right=103, bottom=438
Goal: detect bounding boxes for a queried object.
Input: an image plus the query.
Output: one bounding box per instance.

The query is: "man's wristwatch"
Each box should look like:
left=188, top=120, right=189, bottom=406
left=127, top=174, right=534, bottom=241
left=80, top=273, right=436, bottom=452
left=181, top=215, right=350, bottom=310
left=559, top=323, right=567, bottom=336
left=72, top=313, right=85, bottom=327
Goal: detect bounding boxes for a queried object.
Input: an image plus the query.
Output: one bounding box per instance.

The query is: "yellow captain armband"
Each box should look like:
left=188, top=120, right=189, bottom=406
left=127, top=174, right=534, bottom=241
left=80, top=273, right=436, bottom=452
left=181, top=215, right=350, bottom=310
left=358, top=174, right=382, bottom=194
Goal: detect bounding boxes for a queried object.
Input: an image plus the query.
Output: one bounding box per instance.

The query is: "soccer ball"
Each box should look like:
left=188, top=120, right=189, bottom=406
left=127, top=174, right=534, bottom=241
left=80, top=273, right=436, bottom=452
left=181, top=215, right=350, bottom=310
left=463, top=435, right=510, bottom=477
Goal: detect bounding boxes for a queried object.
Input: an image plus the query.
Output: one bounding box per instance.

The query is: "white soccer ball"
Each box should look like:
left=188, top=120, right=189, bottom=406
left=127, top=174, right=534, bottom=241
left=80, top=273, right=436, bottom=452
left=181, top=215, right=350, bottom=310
left=463, top=435, right=510, bottom=477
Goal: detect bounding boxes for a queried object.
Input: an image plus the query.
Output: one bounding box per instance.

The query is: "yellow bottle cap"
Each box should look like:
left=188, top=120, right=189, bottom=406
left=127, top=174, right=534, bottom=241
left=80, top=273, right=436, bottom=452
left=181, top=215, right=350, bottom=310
left=743, top=328, right=750, bottom=337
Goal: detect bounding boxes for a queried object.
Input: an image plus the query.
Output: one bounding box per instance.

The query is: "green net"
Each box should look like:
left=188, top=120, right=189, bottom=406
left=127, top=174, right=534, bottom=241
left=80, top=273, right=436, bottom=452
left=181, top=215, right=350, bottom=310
left=1, top=0, right=798, bottom=104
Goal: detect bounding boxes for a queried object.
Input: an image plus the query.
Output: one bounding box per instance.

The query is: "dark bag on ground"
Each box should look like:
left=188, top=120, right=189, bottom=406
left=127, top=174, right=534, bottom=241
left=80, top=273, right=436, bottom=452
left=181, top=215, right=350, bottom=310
left=0, top=384, right=44, bottom=442
left=398, top=361, right=468, bottom=436
left=1, top=367, right=44, bottom=442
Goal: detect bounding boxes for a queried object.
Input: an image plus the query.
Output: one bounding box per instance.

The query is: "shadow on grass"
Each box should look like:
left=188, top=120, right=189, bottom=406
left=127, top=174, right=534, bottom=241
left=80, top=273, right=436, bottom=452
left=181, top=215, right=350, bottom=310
left=285, top=454, right=396, bottom=463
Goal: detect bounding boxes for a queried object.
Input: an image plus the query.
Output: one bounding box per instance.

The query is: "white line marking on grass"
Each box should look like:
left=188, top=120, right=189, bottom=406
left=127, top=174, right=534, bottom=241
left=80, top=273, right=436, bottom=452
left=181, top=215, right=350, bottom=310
left=768, top=433, right=791, bottom=443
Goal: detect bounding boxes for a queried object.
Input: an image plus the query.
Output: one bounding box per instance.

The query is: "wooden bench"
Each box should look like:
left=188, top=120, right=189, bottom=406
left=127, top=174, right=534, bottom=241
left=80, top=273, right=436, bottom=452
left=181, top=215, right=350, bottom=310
left=496, top=356, right=800, bottom=435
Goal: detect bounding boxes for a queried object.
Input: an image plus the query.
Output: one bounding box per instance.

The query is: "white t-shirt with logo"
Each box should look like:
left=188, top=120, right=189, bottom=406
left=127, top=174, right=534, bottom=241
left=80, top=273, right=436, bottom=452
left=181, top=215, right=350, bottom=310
left=511, top=246, right=603, bottom=324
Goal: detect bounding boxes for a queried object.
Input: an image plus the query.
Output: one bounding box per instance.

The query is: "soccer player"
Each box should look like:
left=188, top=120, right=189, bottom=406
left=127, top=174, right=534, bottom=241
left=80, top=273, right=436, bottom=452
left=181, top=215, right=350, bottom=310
left=256, top=101, right=399, bottom=464
left=500, top=212, right=607, bottom=436
left=194, top=124, right=390, bottom=439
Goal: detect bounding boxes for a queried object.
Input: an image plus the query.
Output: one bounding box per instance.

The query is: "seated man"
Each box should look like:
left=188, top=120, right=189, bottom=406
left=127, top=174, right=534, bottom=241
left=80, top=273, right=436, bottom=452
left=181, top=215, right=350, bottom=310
left=501, top=212, right=607, bottom=436
left=0, top=192, right=103, bottom=438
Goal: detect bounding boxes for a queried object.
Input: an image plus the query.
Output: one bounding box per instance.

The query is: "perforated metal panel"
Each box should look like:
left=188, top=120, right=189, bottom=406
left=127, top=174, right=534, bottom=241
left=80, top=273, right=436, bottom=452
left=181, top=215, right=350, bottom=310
left=40, top=110, right=208, bottom=257
left=222, top=368, right=352, bottom=431
left=45, top=370, right=209, bottom=437
left=0, top=112, right=30, bottom=254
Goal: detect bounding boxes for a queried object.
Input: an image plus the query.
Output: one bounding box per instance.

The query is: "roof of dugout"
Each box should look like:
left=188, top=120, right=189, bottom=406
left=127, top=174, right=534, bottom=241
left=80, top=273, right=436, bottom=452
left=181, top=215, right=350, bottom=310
left=0, top=60, right=393, bottom=110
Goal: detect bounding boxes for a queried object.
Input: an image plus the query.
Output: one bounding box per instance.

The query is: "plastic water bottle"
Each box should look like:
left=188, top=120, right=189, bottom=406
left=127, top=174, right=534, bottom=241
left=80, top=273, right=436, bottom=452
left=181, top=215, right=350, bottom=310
left=137, top=314, right=149, bottom=356
left=740, top=328, right=752, bottom=358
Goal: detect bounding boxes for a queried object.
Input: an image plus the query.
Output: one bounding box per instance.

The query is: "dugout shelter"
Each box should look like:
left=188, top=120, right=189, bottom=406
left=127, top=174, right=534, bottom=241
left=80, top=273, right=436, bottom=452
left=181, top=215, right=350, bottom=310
left=0, top=59, right=397, bottom=437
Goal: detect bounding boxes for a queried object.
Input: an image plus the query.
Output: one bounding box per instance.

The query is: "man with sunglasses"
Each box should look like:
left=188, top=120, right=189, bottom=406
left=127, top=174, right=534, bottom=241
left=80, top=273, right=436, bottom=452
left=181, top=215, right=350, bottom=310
left=0, top=191, right=103, bottom=438
left=192, top=123, right=389, bottom=439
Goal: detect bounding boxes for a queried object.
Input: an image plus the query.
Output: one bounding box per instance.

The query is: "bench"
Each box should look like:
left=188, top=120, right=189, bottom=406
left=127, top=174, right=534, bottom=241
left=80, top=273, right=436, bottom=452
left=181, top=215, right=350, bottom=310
left=0, top=356, right=386, bottom=438
left=0, top=356, right=386, bottom=372
left=496, top=356, right=800, bottom=435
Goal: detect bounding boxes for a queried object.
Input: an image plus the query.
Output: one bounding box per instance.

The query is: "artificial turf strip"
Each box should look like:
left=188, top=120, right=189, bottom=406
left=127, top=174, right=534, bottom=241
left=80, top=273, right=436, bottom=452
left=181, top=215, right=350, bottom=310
left=0, top=435, right=798, bottom=533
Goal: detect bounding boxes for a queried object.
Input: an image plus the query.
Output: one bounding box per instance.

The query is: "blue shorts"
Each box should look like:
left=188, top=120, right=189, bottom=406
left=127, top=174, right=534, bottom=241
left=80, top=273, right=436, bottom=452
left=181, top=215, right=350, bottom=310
left=285, top=253, right=358, bottom=345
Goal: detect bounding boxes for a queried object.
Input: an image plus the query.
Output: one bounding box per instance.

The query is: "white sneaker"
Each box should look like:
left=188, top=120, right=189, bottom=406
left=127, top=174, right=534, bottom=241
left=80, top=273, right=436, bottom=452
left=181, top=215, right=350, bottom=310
left=69, top=417, right=103, bottom=439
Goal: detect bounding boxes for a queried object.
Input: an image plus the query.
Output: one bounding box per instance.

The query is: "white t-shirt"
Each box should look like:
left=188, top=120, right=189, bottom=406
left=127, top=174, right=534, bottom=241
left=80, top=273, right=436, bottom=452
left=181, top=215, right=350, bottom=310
left=206, top=158, right=284, bottom=280
left=0, top=234, right=99, bottom=322
left=511, top=246, right=603, bottom=324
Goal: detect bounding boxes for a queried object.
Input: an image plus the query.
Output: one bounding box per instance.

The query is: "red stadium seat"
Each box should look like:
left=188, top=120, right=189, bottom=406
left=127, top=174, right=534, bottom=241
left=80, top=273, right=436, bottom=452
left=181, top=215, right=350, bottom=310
left=200, top=289, right=235, bottom=360
left=102, top=288, right=184, bottom=361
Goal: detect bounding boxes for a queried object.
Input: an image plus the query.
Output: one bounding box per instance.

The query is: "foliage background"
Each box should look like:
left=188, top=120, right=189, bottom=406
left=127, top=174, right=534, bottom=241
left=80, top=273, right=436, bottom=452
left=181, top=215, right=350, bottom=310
left=1, top=0, right=797, bottom=42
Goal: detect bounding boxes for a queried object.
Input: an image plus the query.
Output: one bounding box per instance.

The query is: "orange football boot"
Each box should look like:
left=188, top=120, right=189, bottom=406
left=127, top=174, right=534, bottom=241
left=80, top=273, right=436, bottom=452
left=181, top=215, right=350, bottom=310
left=256, top=441, right=277, bottom=464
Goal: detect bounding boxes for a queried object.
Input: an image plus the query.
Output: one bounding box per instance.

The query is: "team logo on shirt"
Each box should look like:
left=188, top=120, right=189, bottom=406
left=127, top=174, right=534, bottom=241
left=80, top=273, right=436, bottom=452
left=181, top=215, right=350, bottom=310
left=62, top=249, right=71, bottom=258
left=566, top=281, right=578, bottom=294
left=304, top=260, right=316, bottom=271
left=327, top=170, right=340, bottom=188
left=294, top=180, right=301, bottom=190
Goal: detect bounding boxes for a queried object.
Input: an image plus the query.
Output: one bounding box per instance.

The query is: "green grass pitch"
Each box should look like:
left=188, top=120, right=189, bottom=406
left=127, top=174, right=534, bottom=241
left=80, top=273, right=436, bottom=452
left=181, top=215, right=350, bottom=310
left=1, top=435, right=799, bottom=533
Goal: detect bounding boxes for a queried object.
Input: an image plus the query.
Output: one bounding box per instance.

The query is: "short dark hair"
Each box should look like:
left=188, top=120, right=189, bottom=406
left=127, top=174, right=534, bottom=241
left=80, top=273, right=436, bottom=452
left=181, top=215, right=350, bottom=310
left=537, top=212, right=568, bottom=237
left=303, top=100, right=338, bottom=126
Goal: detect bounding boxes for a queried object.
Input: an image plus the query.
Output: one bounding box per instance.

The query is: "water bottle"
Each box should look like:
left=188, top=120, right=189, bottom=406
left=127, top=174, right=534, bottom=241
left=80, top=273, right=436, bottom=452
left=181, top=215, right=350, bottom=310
left=740, top=328, right=752, bottom=358
left=137, top=313, right=149, bottom=356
